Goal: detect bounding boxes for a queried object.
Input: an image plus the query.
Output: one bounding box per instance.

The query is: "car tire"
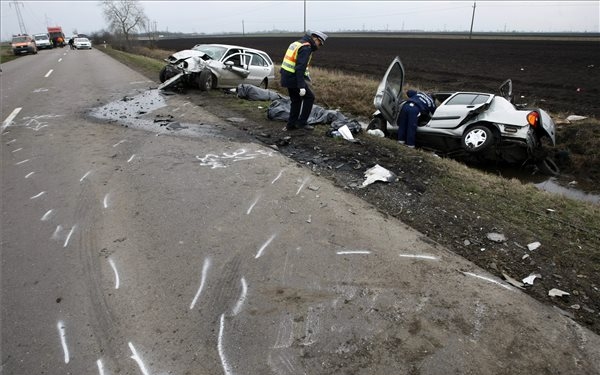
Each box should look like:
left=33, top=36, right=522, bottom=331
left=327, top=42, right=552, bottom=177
left=536, top=156, right=560, bottom=176
left=259, top=78, right=268, bottom=89
left=159, top=67, right=167, bottom=83
left=197, top=70, right=214, bottom=91
left=367, top=116, right=389, bottom=137
left=461, top=125, right=494, bottom=152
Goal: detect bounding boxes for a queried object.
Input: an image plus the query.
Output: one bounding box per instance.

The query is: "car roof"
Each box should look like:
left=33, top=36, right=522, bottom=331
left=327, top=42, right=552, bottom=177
left=196, top=43, right=266, bottom=53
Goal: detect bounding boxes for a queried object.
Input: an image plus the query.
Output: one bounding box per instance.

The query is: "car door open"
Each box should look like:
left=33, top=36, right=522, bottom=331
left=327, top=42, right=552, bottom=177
left=374, top=57, right=405, bottom=125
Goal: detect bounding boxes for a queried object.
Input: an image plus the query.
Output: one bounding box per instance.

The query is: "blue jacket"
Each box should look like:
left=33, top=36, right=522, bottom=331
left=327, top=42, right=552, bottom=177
left=280, top=34, right=319, bottom=88
left=406, top=90, right=436, bottom=115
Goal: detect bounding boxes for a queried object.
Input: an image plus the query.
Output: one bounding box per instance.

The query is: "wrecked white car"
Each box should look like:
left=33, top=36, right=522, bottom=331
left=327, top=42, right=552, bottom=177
left=158, top=44, right=275, bottom=92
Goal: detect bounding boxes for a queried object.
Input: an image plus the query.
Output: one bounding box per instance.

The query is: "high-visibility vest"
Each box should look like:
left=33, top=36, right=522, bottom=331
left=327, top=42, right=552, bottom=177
left=281, top=41, right=311, bottom=76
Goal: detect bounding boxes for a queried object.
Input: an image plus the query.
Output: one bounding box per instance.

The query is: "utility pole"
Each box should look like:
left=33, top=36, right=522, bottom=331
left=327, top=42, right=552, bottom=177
left=469, top=1, right=476, bottom=39
left=242, top=19, right=245, bottom=36
left=10, top=1, right=28, bottom=35
left=303, top=0, right=306, bottom=33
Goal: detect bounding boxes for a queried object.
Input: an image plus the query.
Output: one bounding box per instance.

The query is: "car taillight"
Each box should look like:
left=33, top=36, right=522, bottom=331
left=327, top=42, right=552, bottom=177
left=527, top=111, right=539, bottom=128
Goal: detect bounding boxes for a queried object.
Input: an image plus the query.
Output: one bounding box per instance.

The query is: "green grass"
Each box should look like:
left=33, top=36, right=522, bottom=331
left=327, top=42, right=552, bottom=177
left=0, top=43, right=18, bottom=64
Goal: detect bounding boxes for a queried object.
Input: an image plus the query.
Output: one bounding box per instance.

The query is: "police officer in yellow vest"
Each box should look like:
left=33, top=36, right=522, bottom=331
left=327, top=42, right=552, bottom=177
left=280, top=31, right=328, bottom=131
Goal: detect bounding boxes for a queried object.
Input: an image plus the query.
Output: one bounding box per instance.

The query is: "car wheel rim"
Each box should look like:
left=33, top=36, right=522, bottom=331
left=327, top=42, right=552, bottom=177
left=465, top=129, right=487, bottom=148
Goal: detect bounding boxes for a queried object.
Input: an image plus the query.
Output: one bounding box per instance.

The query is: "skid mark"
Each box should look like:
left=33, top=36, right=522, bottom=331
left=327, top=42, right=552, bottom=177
left=398, top=254, right=438, bottom=260
left=57, top=320, right=70, bottom=363
left=231, top=277, right=248, bottom=316
left=108, top=258, right=120, bottom=289
left=462, top=271, right=514, bottom=291
left=246, top=195, right=261, bottom=215
left=128, top=342, right=150, bottom=375
left=190, top=257, right=211, bottom=310
left=255, top=233, right=277, bottom=259
left=302, top=305, right=322, bottom=346
left=218, top=314, right=234, bottom=375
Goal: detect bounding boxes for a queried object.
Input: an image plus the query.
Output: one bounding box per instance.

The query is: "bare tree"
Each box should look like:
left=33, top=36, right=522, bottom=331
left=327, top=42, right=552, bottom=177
left=101, top=0, right=148, bottom=48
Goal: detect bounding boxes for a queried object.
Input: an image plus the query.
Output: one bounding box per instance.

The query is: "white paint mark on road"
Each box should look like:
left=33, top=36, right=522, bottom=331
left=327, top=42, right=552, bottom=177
left=41, top=209, right=54, bottom=221
left=15, top=159, right=30, bottom=165
left=296, top=177, right=310, bottom=195
left=57, top=320, right=70, bottom=363
left=30, top=191, right=45, bottom=199
left=52, top=225, right=63, bottom=240
left=255, top=233, right=277, bottom=259
left=108, top=258, right=120, bottom=289
left=246, top=195, right=260, bottom=215
left=33, top=88, right=49, bottom=93
left=218, top=314, right=233, bottom=375
left=103, top=193, right=110, bottom=208
left=398, top=254, right=438, bottom=260
left=127, top=154, right=136, bottom=163
left=231, top=277, right=248, bottom=316
left=271, top=169, right=285, bottom=184
left=97, top=359, right=105, bottom=375
left=64, top=225, right=76, bottom=248
left=2, top=107, right=21, bottom=130
left=6, top=139, right=16, bottom=144
left=58, top=58, right=62, bottom=62
left=128, top=342, right=150, bottom=375
left=113, top=140, right=126, bottom=147
left=45, top=69, right=54, bottom=78
left=80, top=170, right=91, bottom=182
left=25, top=172, right=35, bottom=178
left=337, top=250, right=371, bottom=255
left=12, top=147, right=23, bottom=152
left=190, top=257, right=211, bottom=310
left=462, top=271, right=514, bottom=291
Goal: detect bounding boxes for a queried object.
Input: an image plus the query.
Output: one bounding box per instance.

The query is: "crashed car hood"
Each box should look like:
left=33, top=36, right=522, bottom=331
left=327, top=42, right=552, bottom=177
left=168, top=49, right=207, bottom=60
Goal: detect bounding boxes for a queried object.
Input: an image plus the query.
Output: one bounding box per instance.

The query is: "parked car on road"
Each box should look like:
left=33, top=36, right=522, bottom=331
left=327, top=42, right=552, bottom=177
left=370, top=57, right=559, bottom=175
left=73, top=37, right=92, bottom=49
left=158, top=44, right=275, bottom=91
left=11, top=34, right=37, bottom=55
left=33, top=33, right=53, bottom=50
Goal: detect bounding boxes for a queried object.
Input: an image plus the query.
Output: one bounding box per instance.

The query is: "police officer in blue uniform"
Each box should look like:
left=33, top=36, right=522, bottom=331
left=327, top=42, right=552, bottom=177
left=397, top=90, right=436, bottom=147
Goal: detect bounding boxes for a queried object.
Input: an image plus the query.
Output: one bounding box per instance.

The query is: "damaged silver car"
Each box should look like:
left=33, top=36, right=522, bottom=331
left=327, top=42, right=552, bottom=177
left=158, top=44, right=275, bottom=92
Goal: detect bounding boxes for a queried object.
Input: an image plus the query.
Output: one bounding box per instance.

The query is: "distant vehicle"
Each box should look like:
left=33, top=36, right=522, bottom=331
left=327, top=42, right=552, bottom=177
left=33, top=33, right=53, bottom=50
left=47, top=26, right=65, bottom=47
left=370, top=57, right=559, bottom=175
left=158, top=44, right=275, bottom=91
left=11, top=34, right=37, bottom=55
left=73, top=37, right=92, bottom=49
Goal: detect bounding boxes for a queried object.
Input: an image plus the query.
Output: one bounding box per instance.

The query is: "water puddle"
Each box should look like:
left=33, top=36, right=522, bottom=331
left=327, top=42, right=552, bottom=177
left=535, top=178, right=600, bottom=205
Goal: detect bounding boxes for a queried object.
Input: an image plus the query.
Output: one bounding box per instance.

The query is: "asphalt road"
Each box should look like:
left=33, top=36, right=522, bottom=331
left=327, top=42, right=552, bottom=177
left=2, top=47, right=599, bottom=374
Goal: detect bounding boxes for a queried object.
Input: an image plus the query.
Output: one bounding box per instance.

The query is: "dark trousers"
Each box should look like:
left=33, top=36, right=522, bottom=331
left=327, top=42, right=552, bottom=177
left=397, top=102, right=420, bottom=146
left=286, top=86, right=315, bottom=128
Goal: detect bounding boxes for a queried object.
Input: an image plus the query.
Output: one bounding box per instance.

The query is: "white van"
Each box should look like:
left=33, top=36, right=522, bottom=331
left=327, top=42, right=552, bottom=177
left=33, top=33, right=53, bottom=49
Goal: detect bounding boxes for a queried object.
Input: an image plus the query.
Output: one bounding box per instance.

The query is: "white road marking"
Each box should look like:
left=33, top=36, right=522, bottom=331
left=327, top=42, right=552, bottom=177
left=41, top=209, right=54, bottom=221
left=271, top=169, right=285, bottom=184
left=44, top=69, right=53, bottom=78
left=296, top=177, right=310, bottom=195
left=25, top=172, right=35, bottom=178
left=337, top=250, right=371, bottom=255
left=2, top=107, right=21, bottom=130
left=462, top=271, right=514, bottom=291
left=57, top=320, right=70, bottom=363
left=64, top=225, right=76, bottom=248
left=128, top=342, right=150, bottom=375
left=30, top=191, right=45, bottom=199
left=218, top=314, right=233, bottom=375
left=108, top=258, right=120, bottom=289
left=52, top=225, right=63, bottom=240
left=80, top=170, right=91, bottom=182
left=15, top=159, right=30, bottom=165
left=398, top=254, right=438, bottom=260
left=255, top=233, right=277, bottom=259
left=6, top=139, right=16, bottom=144
left=127, top=154, right=136, bottom=163
left=231, top=277, right=248, bottom=316
left=113, top=140, right=126, bottom=147
left=190, top=257, right=211, bottom=310
left=12, top=147, right=23, bottom=152
left=103, top=193, right=110, bottom=208
left=58, top=58, right=62, bottom=62
left=246, top=195, right=260, bottom=215
left=96, top=359, right=105, bottom=375
left=33, top=88, right=49, bottom=93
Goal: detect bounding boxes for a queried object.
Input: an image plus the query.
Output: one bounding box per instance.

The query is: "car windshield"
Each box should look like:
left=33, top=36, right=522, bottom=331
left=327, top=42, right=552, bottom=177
left=75, top=38, right=89, bottom=43
left=12, top=36, right=28, bottom=43
left=34, top=35, right=47, bottom=40
left=191, top=45, right=228, bottom=60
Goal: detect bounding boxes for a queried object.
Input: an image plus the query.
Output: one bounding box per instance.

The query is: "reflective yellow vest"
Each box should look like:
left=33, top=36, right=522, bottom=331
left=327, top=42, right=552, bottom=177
left=281, top=41, right=311, bottom=76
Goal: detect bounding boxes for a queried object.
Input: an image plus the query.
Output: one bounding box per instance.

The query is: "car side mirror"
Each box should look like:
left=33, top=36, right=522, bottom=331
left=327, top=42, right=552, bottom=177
left=225, top=61, right=234, bottom=67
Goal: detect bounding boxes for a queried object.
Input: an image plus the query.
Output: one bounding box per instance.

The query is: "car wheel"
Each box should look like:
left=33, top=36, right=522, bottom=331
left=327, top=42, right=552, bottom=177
left=367, top=116, right=389, bottom=137
left=461, top=125, right=494, bottom=152
left=259, top=78, right=268, bottom=89
left=197, top=70, right=214, bottom=91
left=536, top=156, right=560, bottom=176
left=159, top=67, right=167, bottom=83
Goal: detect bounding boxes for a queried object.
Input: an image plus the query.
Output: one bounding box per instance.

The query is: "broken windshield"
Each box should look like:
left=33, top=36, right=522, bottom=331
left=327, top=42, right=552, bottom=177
left=191, top=44, right=228, bottom=60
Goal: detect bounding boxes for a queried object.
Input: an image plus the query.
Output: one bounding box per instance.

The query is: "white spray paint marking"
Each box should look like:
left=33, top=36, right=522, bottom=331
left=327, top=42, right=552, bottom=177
left=246, top=195, right=260, bottom=215
left=112, top=140, right=126, bottom=147
left=30, top=191, right=45, bottom=199
left=97, top=359, right=105, bottom=375
left=197, top=148, right=273, bottom=169
left=255, top=233, right=277, bottom=259
left=25, top=172, right=35, bottom=178
left=64, top=225, right=76, bottom=248
left=52, top=225, right=63, bottom=240
left=80, top=170, right=91, bottom=182
left=336, top=250, right=371, bottom=255
left=218, top=314, right=233, bottom=375
left=296, top=177, right=310, bottom=195
left=33, top=88, right=49, bottom=93
left=190, top=257, right=211, bottom=310
left=128, top=342, right=150, bottom=375
left=231, top=277, right=248, bottom=316
left=273, top=316, right=294, bottom=349
left=57, top=320, right=70, bottom=363
left=2, top=107, right=21, bottom=130
left=302, top=305, right=322, bottom=346
left=103, top=193, right=110, bottom=208
left=271, top=169, right=285, bottom=184
left=127, top=154, right=136, bottom=163
left=12, top=147, right=23, bottom=152
left=44, top=69, right=53, bottom=78
left=398, top=254, right=438, bottom=260
left=462, top=271, right=514, bottom=291
left=22, top=114, right=62, bottom=131
left=6, top=139, right=16, bottom=144
left=41, top=209, right=54, bottom=221
left=108, top=258, right=120, bottom=289
left=15, top=159, right=30, bottom=165
left=58, top=58, right=62, bottom=62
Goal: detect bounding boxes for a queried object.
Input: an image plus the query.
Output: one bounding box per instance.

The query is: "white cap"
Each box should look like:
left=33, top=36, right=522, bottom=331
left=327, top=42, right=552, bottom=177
left=310, top=31, right=328, bottom=44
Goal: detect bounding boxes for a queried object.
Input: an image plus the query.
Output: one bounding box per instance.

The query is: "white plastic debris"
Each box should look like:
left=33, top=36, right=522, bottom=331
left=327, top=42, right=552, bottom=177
left=527, top=241, right=541, bottom=251
left=337, top=125, right=355, bottom=141
left=502, top=272, right=525, bottom=289
left=360, top=164, right=397, bottom=188
left=548, top=288, right=570, bottom=297
left=522, top=274, right=541, bottom=285
left=487, top=232, right=507, bottom=243
left=566, top=115, right=587, bottom=122
left=367, top=129, right=385, bottom=137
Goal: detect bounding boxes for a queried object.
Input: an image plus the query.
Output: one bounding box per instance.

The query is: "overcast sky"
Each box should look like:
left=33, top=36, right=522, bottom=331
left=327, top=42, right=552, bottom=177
left=2, top=1, right=598, bottom=41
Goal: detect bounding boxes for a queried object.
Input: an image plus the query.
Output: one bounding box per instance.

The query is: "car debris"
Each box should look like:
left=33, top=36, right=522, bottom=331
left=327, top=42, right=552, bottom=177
left=522, top=273, right=542, bottom=285
left=360, top=164, right=397, bottom=188
left=548, top=288, right=570, bottom=297
left=502, top=272, right=525, bottom=289
left=527, top=241, right=541, bottom=251
left=486, top=232, right=507, bottom=243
